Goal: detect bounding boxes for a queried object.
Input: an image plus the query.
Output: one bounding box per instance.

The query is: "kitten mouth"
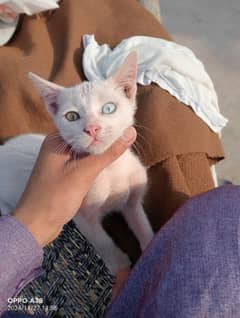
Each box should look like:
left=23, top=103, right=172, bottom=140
left=89, top=137, right=100, bottom=146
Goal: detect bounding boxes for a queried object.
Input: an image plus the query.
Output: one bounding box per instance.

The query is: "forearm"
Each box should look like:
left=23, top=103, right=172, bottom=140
left=0, top=216, right=43, bottom=315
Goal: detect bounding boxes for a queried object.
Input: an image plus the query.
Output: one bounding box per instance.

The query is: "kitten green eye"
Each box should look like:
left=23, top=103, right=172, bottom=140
left=64, top=111, right=80, bottom=121
left=102, top=102, right=117, bottom=114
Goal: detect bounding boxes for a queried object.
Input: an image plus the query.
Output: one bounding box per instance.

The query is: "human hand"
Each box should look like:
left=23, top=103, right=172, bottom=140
left=0, top=4, right=17, bottom=21
left=13, top=127, right=137, bottom=247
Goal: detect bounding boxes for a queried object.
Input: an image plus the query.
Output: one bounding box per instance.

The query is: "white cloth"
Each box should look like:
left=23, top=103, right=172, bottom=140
left=0, top=0, right=59, bottom=15
left=82, top=34, right=228, bottom=133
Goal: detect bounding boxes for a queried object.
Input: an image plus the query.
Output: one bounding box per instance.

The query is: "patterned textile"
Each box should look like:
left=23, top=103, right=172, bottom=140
left=17, top=221, right=114, bottom=318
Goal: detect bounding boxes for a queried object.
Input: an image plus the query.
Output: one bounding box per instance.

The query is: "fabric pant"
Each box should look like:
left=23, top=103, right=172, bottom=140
left=106, top=185, right=240, bottom=318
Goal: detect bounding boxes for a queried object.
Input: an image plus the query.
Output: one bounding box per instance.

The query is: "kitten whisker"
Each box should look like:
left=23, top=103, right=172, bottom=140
left=63, top=146, right=76, bottom=172
left=55, top=141, right=68, bottom=154
left=135, top=131, right=154, bottom=158
left=48, top=135, right=62, bottom=141
left=47, top=132, right=61, bottom=139
left=136, top=131, right=149, bottom=145
left=69, top=146, right=81, bottom=171
left=49, top=131, right=61, bottom=136
left=132, top=139, right=150, bottom=163
left=134, top=121, right=152, bottom=133
left=131, top=142, right=143, bottom=159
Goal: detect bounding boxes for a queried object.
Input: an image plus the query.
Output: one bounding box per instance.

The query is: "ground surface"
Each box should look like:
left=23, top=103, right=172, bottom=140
left=160, top=0, right=240, bottom=183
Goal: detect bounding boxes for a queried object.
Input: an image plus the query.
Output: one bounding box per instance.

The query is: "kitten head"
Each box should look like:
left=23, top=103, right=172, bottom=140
left=29, top=52, right=137, bottom=154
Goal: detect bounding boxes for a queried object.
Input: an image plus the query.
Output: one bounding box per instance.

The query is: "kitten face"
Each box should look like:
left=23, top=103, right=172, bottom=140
left=53, top=79, right=136, bottom=154
left=29, top=52, right=137, bottom=154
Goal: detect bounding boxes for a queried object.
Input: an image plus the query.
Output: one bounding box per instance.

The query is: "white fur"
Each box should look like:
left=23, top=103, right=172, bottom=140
left=74, top=148, right=153, bottom=273
left=0, top=53, right=154, bottom=274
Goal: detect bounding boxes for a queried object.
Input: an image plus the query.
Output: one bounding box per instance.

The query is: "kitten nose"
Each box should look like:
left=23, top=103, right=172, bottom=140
left=84, top=125, right=101, bottom=137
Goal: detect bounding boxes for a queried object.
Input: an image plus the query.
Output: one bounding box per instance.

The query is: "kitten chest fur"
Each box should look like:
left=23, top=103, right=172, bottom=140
left=75, top=149, right=147, bottom=221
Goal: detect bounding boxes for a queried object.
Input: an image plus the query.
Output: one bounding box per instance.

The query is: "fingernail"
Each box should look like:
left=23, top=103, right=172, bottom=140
left=122, top=127, right=136, bottom=143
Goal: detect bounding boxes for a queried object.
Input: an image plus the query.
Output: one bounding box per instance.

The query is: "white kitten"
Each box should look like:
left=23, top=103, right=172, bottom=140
left=0, top=52, right=154, bottom=274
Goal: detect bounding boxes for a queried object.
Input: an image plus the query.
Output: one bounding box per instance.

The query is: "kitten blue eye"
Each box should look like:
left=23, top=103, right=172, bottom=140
left=64, top=111, right=80, bottom=121
left=102, top=102, right=117, bottom=114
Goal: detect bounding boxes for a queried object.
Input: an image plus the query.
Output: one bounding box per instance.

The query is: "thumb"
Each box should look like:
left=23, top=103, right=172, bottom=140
left=99, top=126, right=137, bottom=167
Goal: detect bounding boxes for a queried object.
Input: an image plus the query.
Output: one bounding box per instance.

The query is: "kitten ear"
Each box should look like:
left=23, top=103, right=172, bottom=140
left=112, top=51, right=137, bottom=100
left=28, top=72, right=64, bottom=115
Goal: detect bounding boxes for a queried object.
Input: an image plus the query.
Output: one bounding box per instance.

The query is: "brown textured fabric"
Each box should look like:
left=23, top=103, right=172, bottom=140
left=145, top=153, right=215, bottom=231
left=0, top=0, right=224, bottom=257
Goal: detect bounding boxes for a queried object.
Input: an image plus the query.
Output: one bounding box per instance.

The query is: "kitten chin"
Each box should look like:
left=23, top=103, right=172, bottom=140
left=63, top=133, right=122, bottom=155
left=62, top=139, right=107, bottom=155
left=76, top=142, right=112, bottom=155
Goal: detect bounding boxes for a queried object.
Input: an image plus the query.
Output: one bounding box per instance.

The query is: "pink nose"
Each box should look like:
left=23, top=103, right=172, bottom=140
left=84, top=125, right=101, bottom=137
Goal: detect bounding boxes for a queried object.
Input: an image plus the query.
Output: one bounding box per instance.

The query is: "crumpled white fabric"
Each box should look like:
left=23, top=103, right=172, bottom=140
left=82, top=34, right=228, bottom=133
left=0, top=0, right=59, bottom=15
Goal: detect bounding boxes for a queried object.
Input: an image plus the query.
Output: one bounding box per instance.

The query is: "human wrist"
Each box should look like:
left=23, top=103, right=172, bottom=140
left=13, top=208, right=62, bottom=247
